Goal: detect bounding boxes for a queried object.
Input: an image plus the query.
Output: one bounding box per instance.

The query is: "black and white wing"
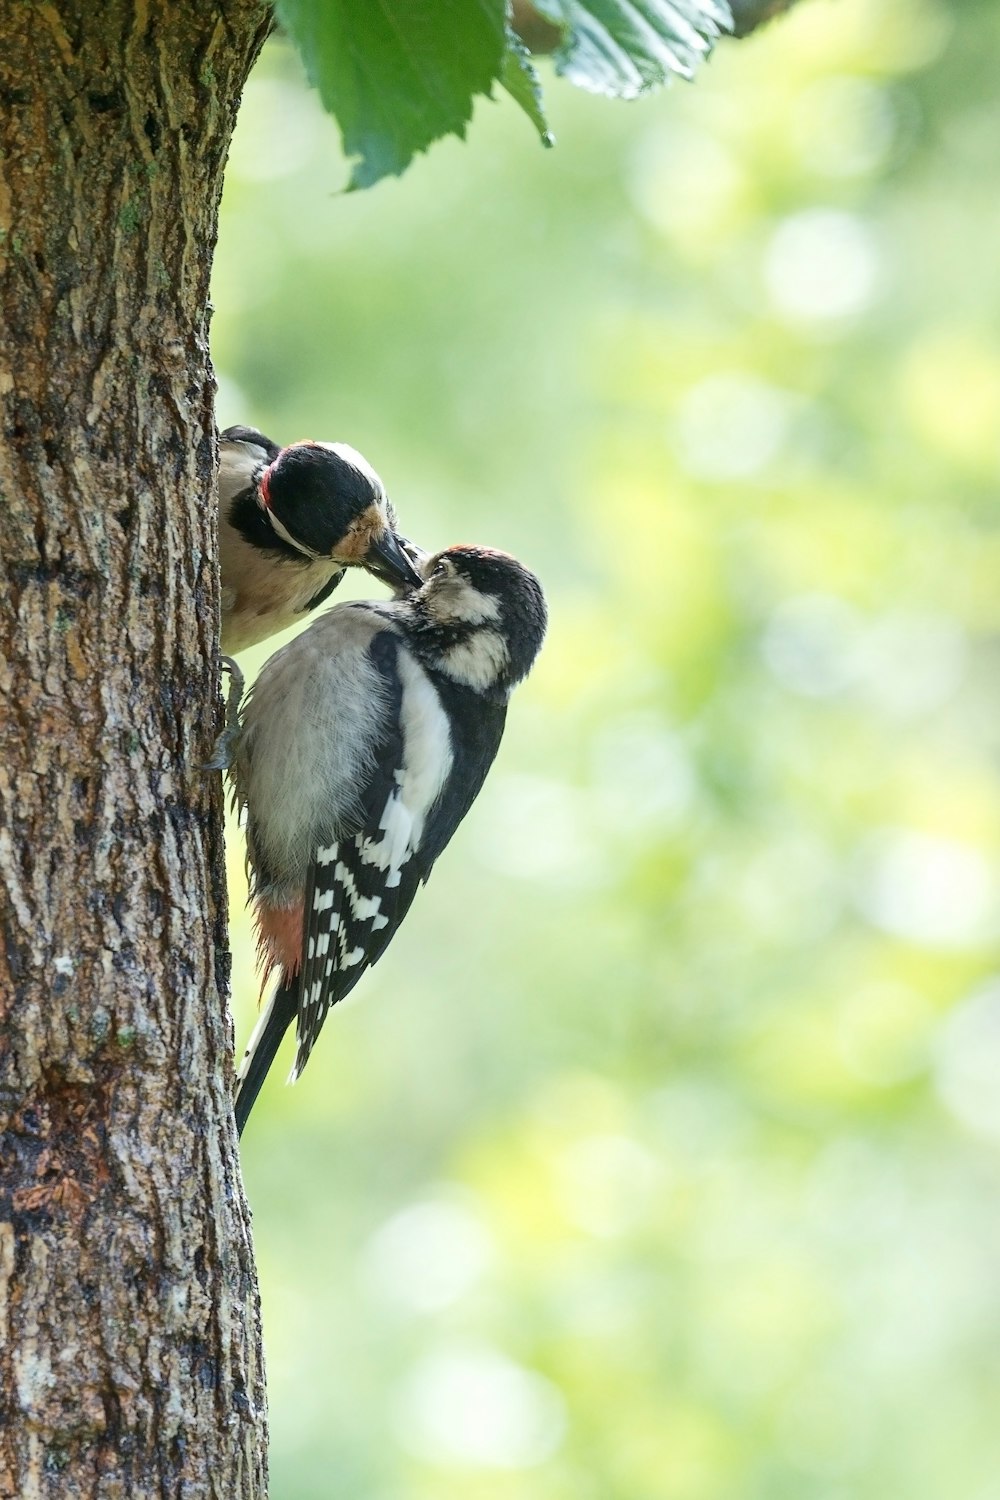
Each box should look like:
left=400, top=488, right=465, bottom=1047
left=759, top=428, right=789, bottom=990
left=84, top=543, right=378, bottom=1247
left=234, top=634, right=511, bottom=1132
left=292, top=633, right=453, bottom=1078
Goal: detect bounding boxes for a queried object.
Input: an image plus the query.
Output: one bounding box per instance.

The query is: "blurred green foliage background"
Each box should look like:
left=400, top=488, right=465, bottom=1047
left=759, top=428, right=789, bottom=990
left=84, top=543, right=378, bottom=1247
left=212, top=1, right=1000, bottom=1494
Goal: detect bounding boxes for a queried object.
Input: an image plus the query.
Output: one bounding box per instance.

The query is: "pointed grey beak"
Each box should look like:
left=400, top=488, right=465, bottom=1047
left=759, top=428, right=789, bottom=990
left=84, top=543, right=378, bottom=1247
left=365, top=530, right=424, bottom=591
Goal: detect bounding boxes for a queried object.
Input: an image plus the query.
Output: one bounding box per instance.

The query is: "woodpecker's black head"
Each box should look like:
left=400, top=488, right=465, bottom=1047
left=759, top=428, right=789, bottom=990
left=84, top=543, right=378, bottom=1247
left=260, top=441, right=422, bottom=590
left=414, top=544, right=547, bottom=694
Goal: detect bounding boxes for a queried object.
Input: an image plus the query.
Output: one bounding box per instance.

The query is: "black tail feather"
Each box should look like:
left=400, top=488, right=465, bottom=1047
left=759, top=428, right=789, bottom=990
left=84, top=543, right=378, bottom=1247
left=234, top=980, right=298, bottom=1137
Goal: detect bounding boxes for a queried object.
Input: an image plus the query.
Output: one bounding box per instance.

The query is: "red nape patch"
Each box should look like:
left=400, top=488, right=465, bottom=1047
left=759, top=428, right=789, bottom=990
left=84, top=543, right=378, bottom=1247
left=444, top=542, right=514, bottom=561
left=259, top=462, right=273, bottom=508
left=254, top=900, right=303, bottom=993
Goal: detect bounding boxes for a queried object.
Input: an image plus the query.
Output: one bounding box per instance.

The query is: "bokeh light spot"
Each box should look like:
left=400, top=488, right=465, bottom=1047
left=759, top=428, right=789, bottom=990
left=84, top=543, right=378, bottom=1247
left=394, top=1344, right=567, bottom=1469
left=365, top=1196, right=494, bottom=1313
left=764, top=209, right=881, bottom=326
left=853, top=830, right=998, bottom=949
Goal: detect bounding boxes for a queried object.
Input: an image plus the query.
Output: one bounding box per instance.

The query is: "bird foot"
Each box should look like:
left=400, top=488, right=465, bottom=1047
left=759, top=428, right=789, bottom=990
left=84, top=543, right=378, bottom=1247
left=203, top=656, right=245, bottom=771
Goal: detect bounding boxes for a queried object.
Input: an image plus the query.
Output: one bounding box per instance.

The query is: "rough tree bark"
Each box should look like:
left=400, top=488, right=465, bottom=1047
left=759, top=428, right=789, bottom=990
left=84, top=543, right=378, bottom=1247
left=0, top=3, right=271, bottom=1495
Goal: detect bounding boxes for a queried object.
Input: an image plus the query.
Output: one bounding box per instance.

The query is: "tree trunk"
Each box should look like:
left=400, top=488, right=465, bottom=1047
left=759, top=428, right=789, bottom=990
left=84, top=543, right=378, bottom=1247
left=0, top=3, right=271, bottom=1494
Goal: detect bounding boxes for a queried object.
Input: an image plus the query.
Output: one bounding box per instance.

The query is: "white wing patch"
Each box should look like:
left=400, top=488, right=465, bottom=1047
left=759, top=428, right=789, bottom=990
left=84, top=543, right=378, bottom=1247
left=360, top=771, right=412, bottom=885
left=393, top=651, right=453, bottom=843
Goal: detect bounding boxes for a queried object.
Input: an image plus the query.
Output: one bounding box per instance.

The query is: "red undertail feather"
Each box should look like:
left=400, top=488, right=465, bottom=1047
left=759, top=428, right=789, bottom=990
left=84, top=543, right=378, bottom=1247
left=253, top=898, right=303, bottom=997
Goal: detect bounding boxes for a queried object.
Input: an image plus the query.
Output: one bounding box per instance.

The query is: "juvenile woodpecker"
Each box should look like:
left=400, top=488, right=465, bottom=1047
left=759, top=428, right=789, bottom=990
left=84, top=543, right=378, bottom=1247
left=222, top=544, right=547, bottom=1134
left=218, top=424, right=422, bottom=652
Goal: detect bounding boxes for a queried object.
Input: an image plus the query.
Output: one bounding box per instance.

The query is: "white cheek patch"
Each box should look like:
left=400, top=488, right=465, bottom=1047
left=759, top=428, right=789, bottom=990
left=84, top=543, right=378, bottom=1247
left=439, top=629, right=509, bottom=690
left=430, top=579, right=502, bottom=625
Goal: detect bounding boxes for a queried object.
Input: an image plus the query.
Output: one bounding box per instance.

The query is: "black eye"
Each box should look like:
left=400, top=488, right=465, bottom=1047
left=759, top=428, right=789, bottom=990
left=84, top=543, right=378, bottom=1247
left=431, top=558, right=449, bottom=578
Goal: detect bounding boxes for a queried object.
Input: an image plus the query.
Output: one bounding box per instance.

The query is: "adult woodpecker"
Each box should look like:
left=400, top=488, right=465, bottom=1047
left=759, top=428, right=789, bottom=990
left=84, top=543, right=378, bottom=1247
left=218, top=424, right=422, bottom=653
left=216, top=543, right=547, bottom=1134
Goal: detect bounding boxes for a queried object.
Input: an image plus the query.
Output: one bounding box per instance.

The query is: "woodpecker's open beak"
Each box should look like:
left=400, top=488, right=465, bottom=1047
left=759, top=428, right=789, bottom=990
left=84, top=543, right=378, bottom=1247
left=365, top=531, right=424, bottom=591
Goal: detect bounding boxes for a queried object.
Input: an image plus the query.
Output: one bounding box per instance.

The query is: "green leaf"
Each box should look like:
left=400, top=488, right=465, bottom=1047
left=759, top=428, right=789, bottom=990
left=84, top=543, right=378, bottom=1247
left=532, top=0, right=733, bottom=98
left=501, top=28, right=555, bottom=146
left=276, top=0, right=508, bottom=189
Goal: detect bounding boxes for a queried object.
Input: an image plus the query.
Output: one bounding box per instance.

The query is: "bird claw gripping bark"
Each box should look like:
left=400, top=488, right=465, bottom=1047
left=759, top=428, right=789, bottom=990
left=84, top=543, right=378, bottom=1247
left=203, top=656, right=245, bottom=771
